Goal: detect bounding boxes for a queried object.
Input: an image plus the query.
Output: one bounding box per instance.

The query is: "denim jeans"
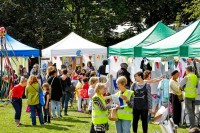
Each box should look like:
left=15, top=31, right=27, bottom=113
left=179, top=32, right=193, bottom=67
left=115, top=119, right=131, bottom=133
left=51, top=100, right=61, bottom=117
left=30, top=104, right=44, bottom=125
left=70, top=93, right=74, bottom=105
left=62, top=93, right=65, bottom=109
left=11, top=98, right=22, bottom=122
left=185, top=98, right=196, bottom=128
left=64, top=94, right=70, bottom=114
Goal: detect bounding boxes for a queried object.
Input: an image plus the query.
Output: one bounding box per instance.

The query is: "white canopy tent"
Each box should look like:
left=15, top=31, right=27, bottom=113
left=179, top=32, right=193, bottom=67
left=42, top=32, right=107, bottom=57
left=42, top=32, right=107, bottom=70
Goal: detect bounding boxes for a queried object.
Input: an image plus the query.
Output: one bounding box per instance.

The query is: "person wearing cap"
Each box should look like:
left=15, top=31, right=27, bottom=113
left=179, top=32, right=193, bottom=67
left=169, top=70, right=182, bottom=126
left=41, top=69, right=47, bottom=84
left=180, top=66, right=198, bottom=129
left=30, top=64, right=40, bottom=77
left=116, top=63, right=132, bottom=88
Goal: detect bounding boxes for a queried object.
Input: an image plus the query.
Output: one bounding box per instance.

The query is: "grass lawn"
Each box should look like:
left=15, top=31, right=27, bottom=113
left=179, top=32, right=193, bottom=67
left=0, top=99, right=188, bottom=133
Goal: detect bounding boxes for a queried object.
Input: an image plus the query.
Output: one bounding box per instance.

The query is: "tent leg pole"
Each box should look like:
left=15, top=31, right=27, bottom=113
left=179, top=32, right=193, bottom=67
left=0, top=56, right=2, bottom=100
left=108, top=55, right=110, bottom=74
left=38, top=56, right=41, bottom=69
left=0, top=37, right=2, bottom=100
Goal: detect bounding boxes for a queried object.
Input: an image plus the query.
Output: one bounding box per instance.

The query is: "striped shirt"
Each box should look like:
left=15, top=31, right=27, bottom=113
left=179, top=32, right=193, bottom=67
left=93, top=97, right=110, bottom=131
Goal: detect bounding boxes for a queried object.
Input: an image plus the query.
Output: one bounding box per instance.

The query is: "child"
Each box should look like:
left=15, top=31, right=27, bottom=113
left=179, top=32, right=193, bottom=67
left=90, top=83, right=111, bottom=133
left=88, top=77, right=99, bottom=114
left=42, top=83, right=51, bottom=123
left=99, top=76, right=107, bottom=83
left=76, top=75, right=83, bottom=112
left=80, top=77, right=89, bottom=113
left=99, top=76, right=111, bottom=103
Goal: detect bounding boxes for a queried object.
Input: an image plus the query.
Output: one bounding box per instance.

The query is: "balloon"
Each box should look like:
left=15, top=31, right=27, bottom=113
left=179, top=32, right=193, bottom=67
left=0, top=27, right=6, bottom=36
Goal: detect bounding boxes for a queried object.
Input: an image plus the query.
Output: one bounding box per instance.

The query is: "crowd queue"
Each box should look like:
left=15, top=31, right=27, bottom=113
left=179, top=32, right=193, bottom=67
left=8, top=58, right=200, bottom=133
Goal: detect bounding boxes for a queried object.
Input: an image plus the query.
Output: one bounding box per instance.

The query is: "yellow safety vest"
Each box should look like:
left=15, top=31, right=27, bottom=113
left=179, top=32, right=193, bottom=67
left=92, top=94, right=108, bottom=125
left=184, top=73, right=198, bottom=98
left=116, top=89, right=134, bottom=120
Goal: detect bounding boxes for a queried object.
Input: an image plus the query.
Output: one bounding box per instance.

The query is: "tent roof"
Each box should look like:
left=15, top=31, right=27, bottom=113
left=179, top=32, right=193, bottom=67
left=42, top=32, right=107, bottom=57
left=109, top=22, right=176, bottom=57
left=143, top=20, right=200, bottom=57
left=2, top=34, right=40, bottom=56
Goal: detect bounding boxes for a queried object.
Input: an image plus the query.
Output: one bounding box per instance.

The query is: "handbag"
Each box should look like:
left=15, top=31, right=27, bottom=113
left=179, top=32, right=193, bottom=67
left=26, top=105, right=31, bottom=113
left=31, top=84, right=45, bottom=106
left=39, top=91, right=45, bottom=106
left=65, top=85, right=75, bottom=93
left=108, top=108, right=118, bottom=121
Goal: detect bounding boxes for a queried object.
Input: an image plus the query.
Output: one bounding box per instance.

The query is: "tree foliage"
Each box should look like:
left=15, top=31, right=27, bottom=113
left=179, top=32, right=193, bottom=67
left=183, top=0, right=200, bottom=20
left=176, top=0, right=200, bottom=25
left=0, top=0, right=190, bottom=48
left=0, top=0, right=70, bottom=49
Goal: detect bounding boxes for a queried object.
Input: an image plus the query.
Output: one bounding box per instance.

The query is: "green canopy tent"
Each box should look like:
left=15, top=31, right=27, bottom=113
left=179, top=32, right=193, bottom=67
left=142, top=20, right=200, bottom=57
left=188, top=41, right=200, bottom=57
left=108, top=22, right=176, bottom=57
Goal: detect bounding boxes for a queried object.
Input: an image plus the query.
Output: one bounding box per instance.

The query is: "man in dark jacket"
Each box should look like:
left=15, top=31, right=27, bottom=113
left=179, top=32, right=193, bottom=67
left=98, top=60, right=108, bottom=76
left=47, top=70, right=62, bottom=118
left=116, top=63, right=132, bottom=88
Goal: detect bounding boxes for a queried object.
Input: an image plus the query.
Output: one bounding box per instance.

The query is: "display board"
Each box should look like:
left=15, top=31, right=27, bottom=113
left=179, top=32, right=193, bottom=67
left=61, top=56, right=82, bottom=70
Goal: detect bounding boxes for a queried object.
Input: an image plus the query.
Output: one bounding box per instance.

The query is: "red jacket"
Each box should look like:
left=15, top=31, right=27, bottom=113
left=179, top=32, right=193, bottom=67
left=79, top=83, right=89, bottom=98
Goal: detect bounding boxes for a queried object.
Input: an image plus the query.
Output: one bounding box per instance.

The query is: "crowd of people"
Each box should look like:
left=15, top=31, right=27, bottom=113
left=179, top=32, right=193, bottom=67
left=8, top=61, right=110, bottom=126
left=8, top=58, right=200, bottom=133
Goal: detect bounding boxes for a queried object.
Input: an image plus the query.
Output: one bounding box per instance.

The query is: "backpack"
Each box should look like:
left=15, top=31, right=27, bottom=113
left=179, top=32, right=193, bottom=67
left=131, top=83, right=148, bottom=110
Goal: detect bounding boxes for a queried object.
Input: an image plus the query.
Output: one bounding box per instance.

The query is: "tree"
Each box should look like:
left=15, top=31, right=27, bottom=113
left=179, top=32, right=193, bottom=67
left=175, top=0, right=198, bottom=26
left=0, top=0, right=71, bottom=49
left=63, top=0, right=142, bottom=46
left=0, top=0, right=186, bottom=49
left=183, top=0, right=200, bottom=20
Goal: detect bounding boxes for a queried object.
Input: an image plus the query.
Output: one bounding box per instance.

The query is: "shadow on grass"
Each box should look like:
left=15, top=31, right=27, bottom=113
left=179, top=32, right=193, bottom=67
left=77, top=116, right=91, bottom=119
left=65, top=124, right=75, bottom=127
left=52, top=123, right=75, bottom=127
left=52, top=117, right=89, bottom=123
left=22, top=124, right=69, bottom=131
left=43, top=124, right=69, bottom=131
left=21, top=124, right=34, bottom=127
left=68, top=109, right=77, bottom=112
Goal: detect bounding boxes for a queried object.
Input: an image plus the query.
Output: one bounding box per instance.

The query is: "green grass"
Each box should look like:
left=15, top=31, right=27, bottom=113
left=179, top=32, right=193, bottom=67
left=0, top=100, right=188, bottom=133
